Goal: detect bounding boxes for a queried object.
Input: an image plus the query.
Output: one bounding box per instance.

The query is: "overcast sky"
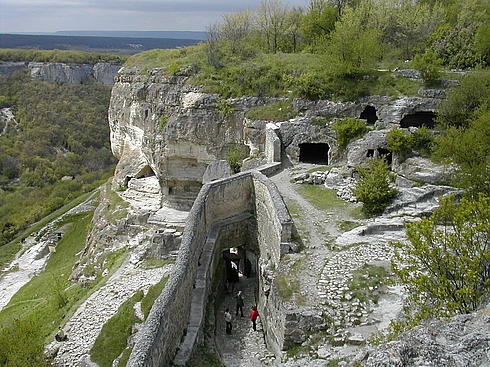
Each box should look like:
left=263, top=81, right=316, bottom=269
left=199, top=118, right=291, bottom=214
left=1, top=0, right=309, bottom=34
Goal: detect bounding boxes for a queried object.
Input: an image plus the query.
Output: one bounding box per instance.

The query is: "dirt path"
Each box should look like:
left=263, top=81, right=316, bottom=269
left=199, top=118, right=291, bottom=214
left=270, top=165, right=344, bottom=306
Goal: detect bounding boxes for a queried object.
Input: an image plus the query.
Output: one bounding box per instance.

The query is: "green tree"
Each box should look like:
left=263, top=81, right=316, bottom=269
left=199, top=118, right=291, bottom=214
left=256, top=0, right=291, bottom=53
left=436, top=70, right=490, bottom=128
left=353, top=158, right=398, bottom=215
left=412, top=50, right=442, bottom=83
left=434, top=110, right=490, bottom=196
left=323, top=5, right=381, bottom=77
left=392, top=194, right=490, bottom=319
left=386, top=127, right=411, bottom=153
left=300, top=0, right=338, bottom=51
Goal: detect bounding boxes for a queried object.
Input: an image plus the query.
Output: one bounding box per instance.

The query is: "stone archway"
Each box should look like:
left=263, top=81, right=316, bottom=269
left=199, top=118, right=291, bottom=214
left=299, top=143, right=329, bottom=165
left=400, top=111, right=436, bottom=128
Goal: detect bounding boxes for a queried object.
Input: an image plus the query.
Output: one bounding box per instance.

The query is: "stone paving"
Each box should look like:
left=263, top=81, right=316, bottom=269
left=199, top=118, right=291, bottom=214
left=215, top=276, right=275, bottom=367
left=51, top=255, right=172, bottom=367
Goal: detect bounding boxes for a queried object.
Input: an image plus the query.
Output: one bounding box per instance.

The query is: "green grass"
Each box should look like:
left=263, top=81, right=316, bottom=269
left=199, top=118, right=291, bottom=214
left=90, top=275, right=169, bottom=366
left=124, top=45, right=425, bottom=101
left=90, top=291, right=144, bottom=367
left=295, top=185, right=349, bottom=210
left=0, top=242, right=21, bottom=273
left=140, top=259, right=174, bottom=270
left=347, top=264, right=390, bottom=304
left=244, top=100, right=296, bottom=121
left=123, top=45, right=205, bottom=73
left=337, top=220, right=362, bottom=233
left=141, top=277, right=169, bottom=318
left=0, top=211, right=96, bottom=367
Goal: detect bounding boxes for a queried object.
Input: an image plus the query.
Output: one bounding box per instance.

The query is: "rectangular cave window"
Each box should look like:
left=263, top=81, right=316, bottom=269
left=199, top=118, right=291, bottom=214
left=299, top=143, right=329, bottom=165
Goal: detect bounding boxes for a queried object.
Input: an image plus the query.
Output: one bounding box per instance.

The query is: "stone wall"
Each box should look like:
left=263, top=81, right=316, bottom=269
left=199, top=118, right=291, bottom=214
left=127, top=170, right=293, bottom=367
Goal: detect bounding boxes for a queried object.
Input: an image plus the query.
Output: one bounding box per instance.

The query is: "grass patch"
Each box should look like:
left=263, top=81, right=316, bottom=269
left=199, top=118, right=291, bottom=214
left=349, top=204, right=366, bottom=220
left=141, top=277, right=169, bottom=318
left=286, top=343, right=310, bottom=358
left=123, top=45, right=205, bottom=73
left=140, top=259, right=174, bottom=270
left=0, top=211, right=99, bottom=366
left=90, top=290, right=144, bottom=367
left=274, top=258, right=306, bottom=303
left=347, top=264, right=390, bottom=304
left=90, top=275, right=169, bottom=366
left=295, top=185, right=348, bottom=210
left=0, top=241, right=21, bottom=273
left=338, top=220, right=361, bottom=233
left=245, top=100, right=296, bottom=121
left=102, top=184, right=129, bottom=222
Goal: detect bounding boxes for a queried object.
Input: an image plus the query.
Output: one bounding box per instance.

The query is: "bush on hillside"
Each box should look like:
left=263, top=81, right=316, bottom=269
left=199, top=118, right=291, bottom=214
left=332, top=118, right=368, bottom=149
left=392, top=194, right=490, bottom=318
left=353, top=158, right=398, bottom=216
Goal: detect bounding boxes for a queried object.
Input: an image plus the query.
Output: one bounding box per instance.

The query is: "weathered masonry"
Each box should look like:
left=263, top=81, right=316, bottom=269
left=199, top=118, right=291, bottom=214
left=127, top=168, right=297, bottom=367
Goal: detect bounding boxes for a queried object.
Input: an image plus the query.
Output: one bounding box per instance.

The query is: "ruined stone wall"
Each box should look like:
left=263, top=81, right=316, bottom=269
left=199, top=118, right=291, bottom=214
left=253, top=175, right=294, bottom=356
left=127, top=170, right=293, bottom=366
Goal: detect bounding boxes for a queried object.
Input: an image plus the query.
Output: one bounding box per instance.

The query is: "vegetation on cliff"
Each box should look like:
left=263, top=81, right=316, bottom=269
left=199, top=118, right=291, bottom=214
left=0, top=49, right=127, bottom=64
left=0, top=69, right=115, bottom=246
left=125, top=0, right=488, bottom=100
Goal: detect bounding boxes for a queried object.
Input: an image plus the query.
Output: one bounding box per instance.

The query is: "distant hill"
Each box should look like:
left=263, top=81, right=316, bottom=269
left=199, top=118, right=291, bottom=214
left=0, top=33, right=204, bottom=55
left=54, top=30, right=207, bottom=40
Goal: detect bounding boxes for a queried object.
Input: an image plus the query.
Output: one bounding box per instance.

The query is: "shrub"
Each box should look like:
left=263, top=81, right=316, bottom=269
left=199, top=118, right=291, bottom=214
left=226, top=144, right=248, bottom=173
left=332, top=118, right=368, bottom=149
left=392, top=194, right=490, bottom=319
left=386, top=127, right=411, bottom=153
left=159, top=114, right=169, bottom=132
left=353, top=158, right=398, bottom=216
left=412, top=50, right=442, bottom=83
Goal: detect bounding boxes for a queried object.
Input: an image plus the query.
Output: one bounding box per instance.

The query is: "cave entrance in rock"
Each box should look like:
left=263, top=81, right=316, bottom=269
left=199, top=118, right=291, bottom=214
left=366, top=148, right=392, bottom=165
left=136, top=165, right=156, bottom=178
left=360, top=105, right=378, bottom=125
left=400, top=111, right=436, bottom=128
left=299, top=143, right=329, bottom=165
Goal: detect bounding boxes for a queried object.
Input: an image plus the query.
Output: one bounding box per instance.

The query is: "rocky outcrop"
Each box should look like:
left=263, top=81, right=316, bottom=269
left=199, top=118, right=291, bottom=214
left=352, top=300, right=490, bottom=367
left=108, top=66, right=444, bottom=210
left=28, top=62, right=120, bottom=85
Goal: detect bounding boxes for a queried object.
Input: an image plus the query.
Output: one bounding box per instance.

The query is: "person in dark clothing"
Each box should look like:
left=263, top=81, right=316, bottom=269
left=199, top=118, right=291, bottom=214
left=55, top=326, right=68, bottom=342
left=235, top=291, right=244, bottom=317
left=224, top=308, right=232, bottom=334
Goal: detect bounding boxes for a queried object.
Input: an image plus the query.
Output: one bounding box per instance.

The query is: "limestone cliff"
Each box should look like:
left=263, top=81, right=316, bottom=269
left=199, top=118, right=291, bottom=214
left=28, top=62, right=120, bottom=85
left=108, top=66, right=442, bottom=210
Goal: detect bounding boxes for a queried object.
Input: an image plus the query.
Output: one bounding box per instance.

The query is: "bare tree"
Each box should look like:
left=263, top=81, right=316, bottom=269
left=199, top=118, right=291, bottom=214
left=256, top=0, right=290, bottom=53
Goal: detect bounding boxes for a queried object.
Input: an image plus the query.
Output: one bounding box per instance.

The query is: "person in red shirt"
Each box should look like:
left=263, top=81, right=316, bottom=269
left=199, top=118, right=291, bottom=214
left=249, top=305, right=259, bottom=331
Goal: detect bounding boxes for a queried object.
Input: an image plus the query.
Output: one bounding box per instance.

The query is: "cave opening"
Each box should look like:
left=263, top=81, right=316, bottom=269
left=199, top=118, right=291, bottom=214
left=299, top=143, right=329, bottom=165
left=136, top=165, right=156, bottom=178
left=360, top=105, right=378, bottom=125
left=400, top=111, right=436, bottom=128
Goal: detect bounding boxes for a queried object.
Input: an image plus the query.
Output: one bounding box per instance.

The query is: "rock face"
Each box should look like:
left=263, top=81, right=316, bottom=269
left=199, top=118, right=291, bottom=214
left=353, top=300, right=490, bottom=367
left=28, top=62, right=120, bottom=85
left=108, top=67, right=443, bottom=210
